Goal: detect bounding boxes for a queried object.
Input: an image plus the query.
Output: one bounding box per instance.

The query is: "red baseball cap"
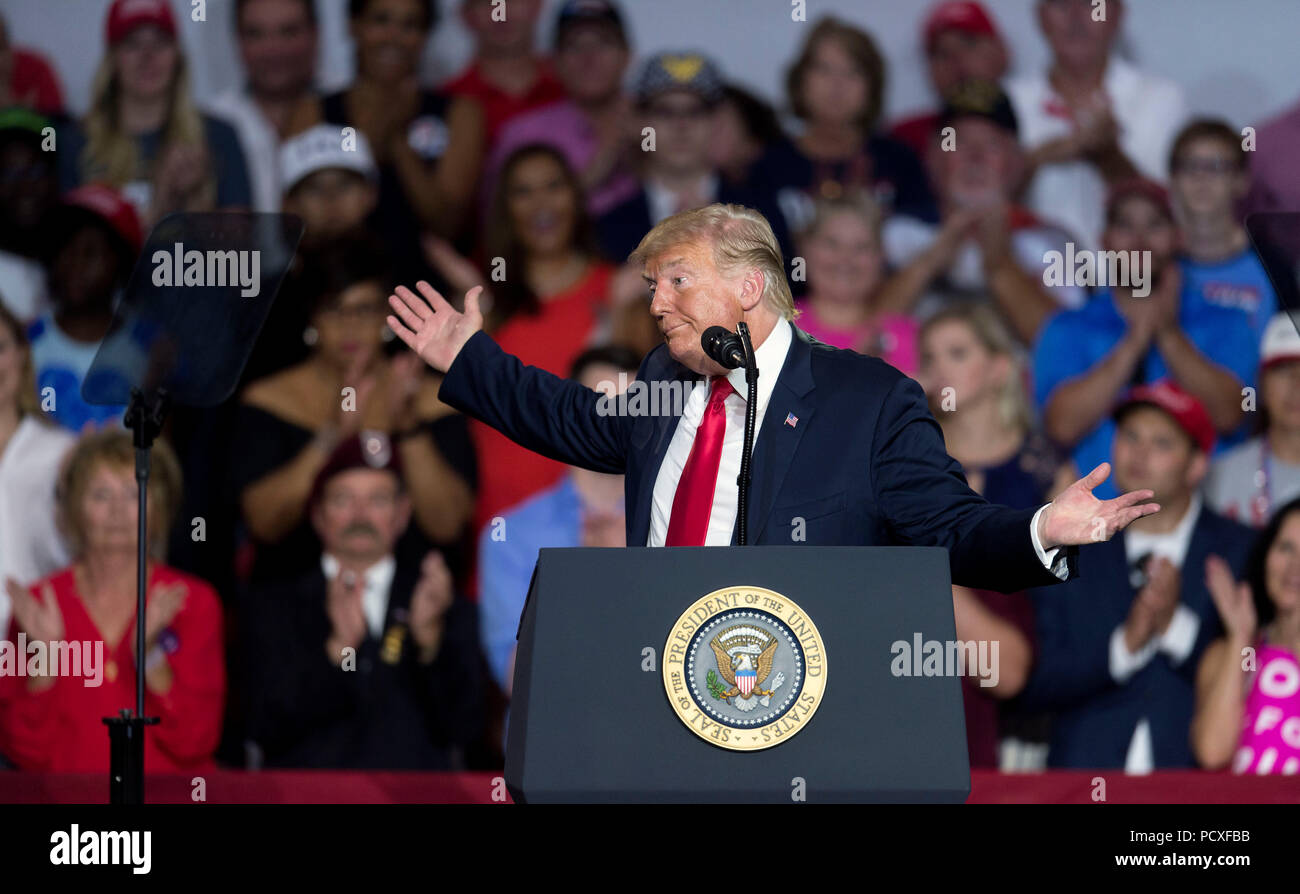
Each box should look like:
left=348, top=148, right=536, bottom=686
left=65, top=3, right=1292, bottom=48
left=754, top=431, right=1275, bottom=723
left=1113, top=381, right=1216, bottom=454
left=61, top=184, right=143, bottom=255
left=1105, top=177, right=1174, bottom=224
left=106, top=0, right=178, bottom=46
left=923, top=1, right=999, bottom=50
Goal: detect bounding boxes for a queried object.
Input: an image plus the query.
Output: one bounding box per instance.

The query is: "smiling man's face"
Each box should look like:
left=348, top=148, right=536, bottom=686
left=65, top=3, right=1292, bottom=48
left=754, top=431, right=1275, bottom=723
left=643, top=240, right=745, bottom=376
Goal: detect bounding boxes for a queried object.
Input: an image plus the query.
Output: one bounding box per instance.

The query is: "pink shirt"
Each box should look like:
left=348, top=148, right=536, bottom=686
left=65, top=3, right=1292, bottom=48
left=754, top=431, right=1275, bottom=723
left=794, top=299, right=919, bottom=376
left=1232, top=642, right=1300, bottom=775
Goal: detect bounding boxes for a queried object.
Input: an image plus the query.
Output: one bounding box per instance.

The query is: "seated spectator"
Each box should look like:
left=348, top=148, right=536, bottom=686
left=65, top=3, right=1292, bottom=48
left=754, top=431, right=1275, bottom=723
left=753, top=16, right=937, bottom=237
left=1205, top=314, right=1300, bottom=526
left=0, top=107, right=59, bottom=322
left=0, top=430, right=224, bottom=772
left=443, top=0, right=564, bottom=147
left=232, top=234, right=475, bottom=585
left=889, top=1, right=1010, bottom=161
left=208, top=0, right=320, bottom=212
left=1171, top=119, right=1280, bottom=345
left=1016, top=383, right=1255, bottom=770
left=794, top=192, right=919, bottom=375
left=485, top=0, right=639, bottom=218
left=427, top=144, right=650, bottom=567
left=710, top=85, right=784, bottom=192
left=882, top=79, right=1080, bottom=343
left=0, top=303, right=73, bottom=636
left=917, top=302, right=1073, bottom=768
left=288, top=0, right=483, bottom=284
left=59, top=0, right=252, bottom=227
left=244, top=434, right=482, bottom=769
left=597, top=52, right=793, bottom=273
left=0, top=12, right=66, bottom=115
left=241, top=125, right=382, bottom=386
left=1006, top=0, right=1187, bottom=250
left=479, top=345, right=638, bottom=698
left=1192, top=496, right=1300, bottom=773
left=28, top=185, right=141, bottom=433
left=1034, top=180, right=1256, bottom=499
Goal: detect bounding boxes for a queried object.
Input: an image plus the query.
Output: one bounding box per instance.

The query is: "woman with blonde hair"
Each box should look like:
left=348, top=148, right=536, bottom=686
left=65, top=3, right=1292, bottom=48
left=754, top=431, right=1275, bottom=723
left=916, top=301, right=1074, bottom=769
left=0, top=302, right=74, bottom=637
left=58, top=0, right=251, bottom=226
left=0, top=429, right=225, bottom=772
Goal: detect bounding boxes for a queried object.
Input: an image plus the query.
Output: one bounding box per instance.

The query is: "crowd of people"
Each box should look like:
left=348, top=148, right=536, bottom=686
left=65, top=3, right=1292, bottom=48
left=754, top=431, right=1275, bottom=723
left=0, top=0, right=1298, bottom=776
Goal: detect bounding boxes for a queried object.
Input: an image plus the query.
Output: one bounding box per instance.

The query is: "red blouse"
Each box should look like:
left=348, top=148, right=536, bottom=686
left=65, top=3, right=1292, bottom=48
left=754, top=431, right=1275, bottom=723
left=0, top=565, right=225, bottom=772
left=469, top=262, right=615, bottom=546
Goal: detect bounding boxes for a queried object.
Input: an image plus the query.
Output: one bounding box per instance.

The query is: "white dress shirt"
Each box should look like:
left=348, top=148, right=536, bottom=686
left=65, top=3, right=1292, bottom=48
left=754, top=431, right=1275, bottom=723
left=1005, top=58, right=1188, bottom=251
left=321, top=553, right=397, bottom=639
left=1110, top=494, right=1203, bottom=773
left=207, top=87, right=283, bottom=213
left=646, top=318, right=1067, bottom=576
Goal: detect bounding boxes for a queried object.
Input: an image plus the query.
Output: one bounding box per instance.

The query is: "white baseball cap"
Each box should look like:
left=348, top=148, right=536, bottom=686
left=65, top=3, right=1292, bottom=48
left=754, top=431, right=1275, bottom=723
left=279, top=124, right=378, bottom=197
left=1261, top=313, right=1300, bottom=370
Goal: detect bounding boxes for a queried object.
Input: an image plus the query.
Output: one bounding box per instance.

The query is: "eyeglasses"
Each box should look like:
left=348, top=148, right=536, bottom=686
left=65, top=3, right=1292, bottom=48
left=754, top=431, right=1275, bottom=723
left=1172, top=157, right=1240, bottom=177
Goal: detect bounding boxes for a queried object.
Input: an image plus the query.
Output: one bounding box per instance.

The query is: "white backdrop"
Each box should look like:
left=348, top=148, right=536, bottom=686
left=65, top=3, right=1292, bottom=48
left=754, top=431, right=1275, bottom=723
left=2, top=0, right=1297, bottom=129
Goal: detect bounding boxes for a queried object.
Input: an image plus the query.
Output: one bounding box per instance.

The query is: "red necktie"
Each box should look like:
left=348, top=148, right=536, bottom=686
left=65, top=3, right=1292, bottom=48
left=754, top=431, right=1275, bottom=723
left=665, top=376, right=734, bottom=546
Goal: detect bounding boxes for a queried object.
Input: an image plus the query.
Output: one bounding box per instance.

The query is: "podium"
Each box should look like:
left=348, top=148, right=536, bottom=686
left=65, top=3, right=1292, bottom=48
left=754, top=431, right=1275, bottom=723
left=505, top=546, right=971, bottom=803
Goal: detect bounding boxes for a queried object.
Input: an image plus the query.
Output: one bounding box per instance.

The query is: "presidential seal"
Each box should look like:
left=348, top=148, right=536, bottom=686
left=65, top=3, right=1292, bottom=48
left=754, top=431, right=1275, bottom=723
left=663, top=586, right=827, bottom=751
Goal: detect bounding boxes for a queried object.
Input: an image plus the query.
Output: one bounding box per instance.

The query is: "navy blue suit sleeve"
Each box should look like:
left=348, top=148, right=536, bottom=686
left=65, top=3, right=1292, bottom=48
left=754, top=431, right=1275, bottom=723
left=871, top=374, right=1072, bottom=592
left=1015, top=584, right=1118, bottom=711
left=437, top=330, right=631, bottom=474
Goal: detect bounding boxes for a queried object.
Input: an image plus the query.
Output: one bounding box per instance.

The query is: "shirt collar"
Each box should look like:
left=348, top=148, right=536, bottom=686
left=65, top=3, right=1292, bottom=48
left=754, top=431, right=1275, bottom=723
left=721, top=316, right=793, bottom=409
left=1124, top=492, right=1203, bottom=565
left=321, top=553, right=398, bottom=638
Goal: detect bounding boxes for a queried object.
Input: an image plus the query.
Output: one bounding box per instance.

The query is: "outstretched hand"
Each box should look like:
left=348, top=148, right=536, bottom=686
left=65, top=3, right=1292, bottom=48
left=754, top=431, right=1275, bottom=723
left=1037, top=462, right=1160, bottom=549
left=387, top=281, right=485, bottom=374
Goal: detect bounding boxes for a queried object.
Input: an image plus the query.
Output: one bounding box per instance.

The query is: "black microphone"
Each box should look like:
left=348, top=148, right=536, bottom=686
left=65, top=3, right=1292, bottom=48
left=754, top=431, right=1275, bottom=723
left=701, top=326, right=746, bottom=369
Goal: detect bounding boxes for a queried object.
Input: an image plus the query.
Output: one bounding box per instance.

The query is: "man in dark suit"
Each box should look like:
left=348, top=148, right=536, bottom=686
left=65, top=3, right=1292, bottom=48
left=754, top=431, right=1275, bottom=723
left=244, top=434, right=483, bottom=769
left=387, top=203, right=1159, bottom=593
left=1016, top=383, right=1257, bottom=769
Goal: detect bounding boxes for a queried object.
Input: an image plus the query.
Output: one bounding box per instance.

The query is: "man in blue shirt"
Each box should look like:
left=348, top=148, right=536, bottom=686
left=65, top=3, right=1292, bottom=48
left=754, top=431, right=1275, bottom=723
left=1170, top=119, right=1280, bottom=345
left=1034, top=180, right=1256, bottom=498
left=479, top=345, right=640, bottom=695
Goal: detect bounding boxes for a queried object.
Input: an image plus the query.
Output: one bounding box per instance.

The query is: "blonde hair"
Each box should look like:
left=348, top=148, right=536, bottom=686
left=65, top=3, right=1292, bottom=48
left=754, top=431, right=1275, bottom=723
left=80, top=48, right=215, bottom=205
left=0, top=303, right=40, bottom=418
left=57, top=429, right=183, bottom=560
left=921, top=301, right=1031, bottom=434
left=628, top=203, right=796, bottom=320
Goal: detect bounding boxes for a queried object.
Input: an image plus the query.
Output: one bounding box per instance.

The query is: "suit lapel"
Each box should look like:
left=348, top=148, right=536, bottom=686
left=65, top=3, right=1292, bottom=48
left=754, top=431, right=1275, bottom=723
left=732, top=327, right=816, bottom=544
left=627, top=361, right=697, bottom=547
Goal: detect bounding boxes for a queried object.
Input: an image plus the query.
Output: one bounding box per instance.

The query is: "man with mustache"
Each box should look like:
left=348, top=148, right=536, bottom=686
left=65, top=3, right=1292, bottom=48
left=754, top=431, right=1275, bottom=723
left=242, top=433, right=483, bottom=769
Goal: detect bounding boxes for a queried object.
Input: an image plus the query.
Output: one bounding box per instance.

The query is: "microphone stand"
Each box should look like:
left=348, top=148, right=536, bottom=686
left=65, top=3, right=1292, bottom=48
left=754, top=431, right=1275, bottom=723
left=103, top=386, right=167, bottom=805
left=735, top=323, right=757, bottom=546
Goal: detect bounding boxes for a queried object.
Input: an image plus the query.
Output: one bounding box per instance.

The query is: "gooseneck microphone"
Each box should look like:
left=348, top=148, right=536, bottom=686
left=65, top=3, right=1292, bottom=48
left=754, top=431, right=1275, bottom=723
left=699, top=324, right=758, bottom=545
left=701, top=326, right=747, bottom=369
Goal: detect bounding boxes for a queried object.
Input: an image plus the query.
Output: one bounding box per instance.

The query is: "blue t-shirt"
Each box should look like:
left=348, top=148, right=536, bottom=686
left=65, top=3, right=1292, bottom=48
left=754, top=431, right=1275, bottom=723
left=1032, top=289, right=1258, bottom=499
left=27, top=314, right=127, bottom=432
left=1179, top=248, right=1279, bottom=347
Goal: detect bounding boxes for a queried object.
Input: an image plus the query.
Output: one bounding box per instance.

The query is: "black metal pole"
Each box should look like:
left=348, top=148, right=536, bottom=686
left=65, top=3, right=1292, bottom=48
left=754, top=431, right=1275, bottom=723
left=736, top=322, right=758, bottom=546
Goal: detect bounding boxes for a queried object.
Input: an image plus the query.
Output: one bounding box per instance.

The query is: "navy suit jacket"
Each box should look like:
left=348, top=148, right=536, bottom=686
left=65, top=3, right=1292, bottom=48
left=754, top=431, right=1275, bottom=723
left=439, top=323, right=1075, bottom=593
left=1016, top=506, right=1256, bottom=769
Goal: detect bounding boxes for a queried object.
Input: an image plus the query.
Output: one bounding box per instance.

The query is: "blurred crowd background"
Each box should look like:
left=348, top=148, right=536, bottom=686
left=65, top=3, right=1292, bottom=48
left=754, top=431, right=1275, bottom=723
left=1, top=0, right=1299, bottom=779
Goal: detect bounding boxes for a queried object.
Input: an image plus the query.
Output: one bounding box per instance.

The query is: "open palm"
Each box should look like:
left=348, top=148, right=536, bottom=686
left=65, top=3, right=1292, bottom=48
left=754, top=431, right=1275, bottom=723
left=387, top=281, right=485, bottom=374
left=1038, top=462, right=1161, bottom=548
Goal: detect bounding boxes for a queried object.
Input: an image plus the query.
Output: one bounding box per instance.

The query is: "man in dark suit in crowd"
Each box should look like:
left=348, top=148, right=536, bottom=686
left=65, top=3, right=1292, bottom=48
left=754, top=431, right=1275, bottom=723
left=387, top=203, right=1159, bottom=593
left=1016, top=383, right=1256, bottom=769
left=245, top=434, right=482, bottom=769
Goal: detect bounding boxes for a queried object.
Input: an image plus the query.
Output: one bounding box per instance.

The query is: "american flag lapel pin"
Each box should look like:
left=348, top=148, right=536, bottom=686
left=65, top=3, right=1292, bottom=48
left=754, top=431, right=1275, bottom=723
left=784, top=412, right=798, bottom=428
